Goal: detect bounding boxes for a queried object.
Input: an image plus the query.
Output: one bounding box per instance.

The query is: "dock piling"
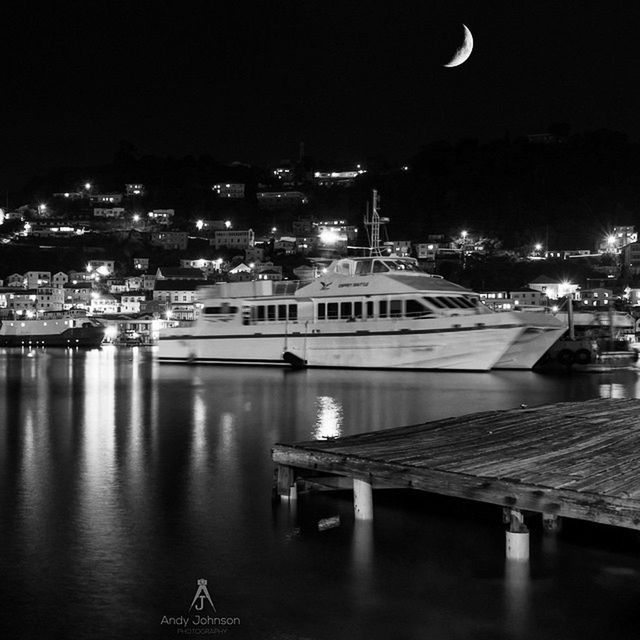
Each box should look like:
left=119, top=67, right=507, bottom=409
left=505, top=508, right=529, bottom=561
left=353, top=478, right=374, bottom=520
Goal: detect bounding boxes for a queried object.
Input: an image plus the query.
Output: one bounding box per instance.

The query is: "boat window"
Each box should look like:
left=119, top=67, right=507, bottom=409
left=372, top=260, right=390, bottom=273
left=327, top=303, right=339, bottom=320
left=288, top=304, right=297, bottom=320
left=366, top=301, right=374, bottom=318
left=434, top=296, right=460, bottom=309
left=257, top=306, right=265, bottom=321
left=444, top=298, right=468, bottom=309
left=406, top=299, right=429, bottom=317
left=278, top=304, right=287, bottom=320
left=203, top=306, right=238, bottom=315
left=317, top=303, right=326, bottom=320
left=390, top=299, right=403, bottom=318
left=355, top=262, right=371, bottom=275
left=340, top=302, right=352, bottom=318
left=424, top=296, right=446, bottom=309
left=267, top=305, right=276, bottom=321
left=354, top=301, right=363, bottom=318
left=379, top=300, right=388, bottom=318
left=455, top=297, right=476, bottom=309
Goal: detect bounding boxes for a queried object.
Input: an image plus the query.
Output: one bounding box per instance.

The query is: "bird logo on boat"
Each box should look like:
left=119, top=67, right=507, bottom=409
left=320, top=281, right=332, bottom=290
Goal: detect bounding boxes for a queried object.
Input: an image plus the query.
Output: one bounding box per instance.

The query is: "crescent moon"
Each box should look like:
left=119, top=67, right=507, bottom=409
left=443, top=24, right=473, bottom=68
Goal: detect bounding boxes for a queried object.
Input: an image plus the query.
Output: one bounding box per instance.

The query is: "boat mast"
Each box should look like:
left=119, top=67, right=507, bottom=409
left=364, top=189, right=388, bottom=256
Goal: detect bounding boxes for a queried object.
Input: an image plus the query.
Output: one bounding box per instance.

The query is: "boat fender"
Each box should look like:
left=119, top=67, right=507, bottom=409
left=557, top=349, right=574, bottom=367
left=574, top=349, right=591, bottom=365
left=633, top=350, right=640, bottom=363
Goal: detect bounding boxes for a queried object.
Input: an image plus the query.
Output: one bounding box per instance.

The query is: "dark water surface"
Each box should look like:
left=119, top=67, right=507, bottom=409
left=1, top=347, right=640, bottom=639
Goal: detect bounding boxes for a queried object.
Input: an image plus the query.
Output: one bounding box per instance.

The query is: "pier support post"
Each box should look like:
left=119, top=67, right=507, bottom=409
left=542, top=513, right=561, bottom=533
left=505, top=508, right=529, bottom=561
left=275, top=465, right=296, bottom=500
left=353, top=478, right=373, bottom=521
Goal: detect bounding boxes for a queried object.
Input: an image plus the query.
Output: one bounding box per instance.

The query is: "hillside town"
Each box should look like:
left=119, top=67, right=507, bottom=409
left=3, top=162, right=640, bottom=344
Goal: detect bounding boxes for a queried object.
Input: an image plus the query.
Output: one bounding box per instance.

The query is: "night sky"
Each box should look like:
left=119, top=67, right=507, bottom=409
left=4, top=1, right=640, bottom=194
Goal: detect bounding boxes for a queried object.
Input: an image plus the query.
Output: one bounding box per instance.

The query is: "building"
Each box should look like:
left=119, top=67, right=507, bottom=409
left=212, top=183, right=245, bottom=199
left=90, top=193, right=123, bottom=205
left=3, top=289, right=37, bottom=315
left=25, top=271, right=51, bottom=288
left=148, top=209, right=175, bottom=225
left=528, top=275, right=579, bottom=300
left=87, top=260, right=116, bottom=276
left=35, top=287, right=64, bottom=312
left=382, top=240, right=412, bottom=256
left=622, top=242, right=640, bottom=275
left=125, top=183, right=145, bottom=196
left=580, top=288, right=614, bottom=308
left=156, top=267, right=205, bottom=280
left=256, top=191, right=307, bottom=208
left=478, top=291, right=511, bottom=311
left=599, top=226, right=637, bottom=253
left=313, top=168, right=365, bottom=187
left=150, top=231, right=188, bottom=251
left=63, top=282, right=93, bottom=308
left=133, top=258, right=149, bottom=271
left=152, top=279, right=203, bottom=304
left=94, top=207, right=125, bottom=218
left=509, top=288, right=545, bottom=308
left=213, top=229, right=255, bottom=250
left=52, top=272, right=69, bottom=288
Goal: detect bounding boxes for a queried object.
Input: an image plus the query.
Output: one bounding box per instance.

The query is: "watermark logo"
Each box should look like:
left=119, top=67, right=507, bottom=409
left=190, top=579, right=216, bottom=613
left=160, top=578, right=241, bottom=634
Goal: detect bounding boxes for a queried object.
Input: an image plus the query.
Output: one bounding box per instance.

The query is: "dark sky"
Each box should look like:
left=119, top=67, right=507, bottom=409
left=3, top=1, right=640, bottom=194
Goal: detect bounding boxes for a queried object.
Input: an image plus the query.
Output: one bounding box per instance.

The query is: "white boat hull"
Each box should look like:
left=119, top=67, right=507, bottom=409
left=159, top=319, right=525, bottom=371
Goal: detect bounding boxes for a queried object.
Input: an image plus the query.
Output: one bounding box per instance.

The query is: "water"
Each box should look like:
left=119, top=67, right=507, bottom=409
left=1, top=347, right=640, bottom=639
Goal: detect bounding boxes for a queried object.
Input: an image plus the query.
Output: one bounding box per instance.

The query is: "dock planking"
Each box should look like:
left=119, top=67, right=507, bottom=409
left=272, top=398, right=640, bottom=531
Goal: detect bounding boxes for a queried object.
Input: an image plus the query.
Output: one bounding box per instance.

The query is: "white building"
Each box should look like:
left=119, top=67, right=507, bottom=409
left=52, top=272, right=69, bottom=288
left=87, top=260, right=116, bottom=276
left=148, top=209, right=175, bottom=225
left=213, top=229, right=255, bottom=250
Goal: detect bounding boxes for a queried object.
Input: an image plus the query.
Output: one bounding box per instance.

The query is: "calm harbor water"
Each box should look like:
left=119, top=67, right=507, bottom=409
left=1, top=346, right=640, bottom=639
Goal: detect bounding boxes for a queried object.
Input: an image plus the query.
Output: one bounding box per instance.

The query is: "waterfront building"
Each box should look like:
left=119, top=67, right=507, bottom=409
left=36, top=287, right=64, bottom=312
left=580, top=288, right=614, bottom=308
left=63, top=282, right=93, bottom=308
left=527, top=275, right=579, bottom=300
left=152, top=279, right=203, bottom=304
left=508, top=287, right=545, bottom=308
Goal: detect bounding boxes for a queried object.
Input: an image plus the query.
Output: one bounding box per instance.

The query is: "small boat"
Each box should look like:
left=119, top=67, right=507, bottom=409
left=0, top=311, right=105, bottom=348
left=537, top=306, right=638, bottom=371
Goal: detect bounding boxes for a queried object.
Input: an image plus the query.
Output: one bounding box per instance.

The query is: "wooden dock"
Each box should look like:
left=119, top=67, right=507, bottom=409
left=272, top=398, right=640, bottom=538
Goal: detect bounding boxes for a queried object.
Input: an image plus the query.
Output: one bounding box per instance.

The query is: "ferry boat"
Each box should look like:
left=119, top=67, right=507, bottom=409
left=0, top=311, right=106, bottom=348
left=157, top=256, right=565, bottom=371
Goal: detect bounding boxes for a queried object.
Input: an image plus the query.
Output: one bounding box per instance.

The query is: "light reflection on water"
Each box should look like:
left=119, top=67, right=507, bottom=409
left=313, top=395, right=343, bottom=440
left=1, top=348, right=640, bottom=639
